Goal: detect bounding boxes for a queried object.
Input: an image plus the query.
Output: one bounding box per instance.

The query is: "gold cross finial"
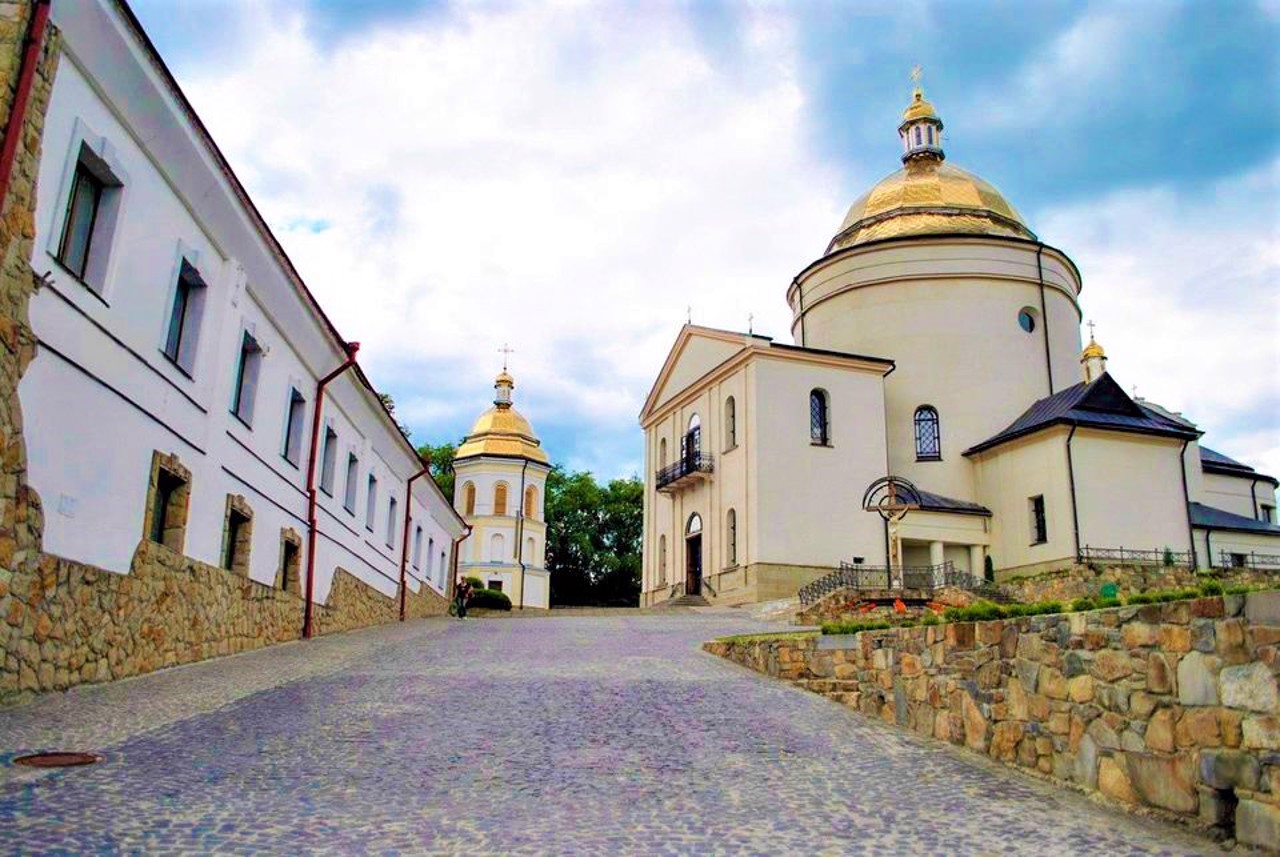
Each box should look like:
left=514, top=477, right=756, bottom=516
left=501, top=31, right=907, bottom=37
left=498, top=342, right=514, bottom=371
left=911, top=64, right=923, bottom=86
left=748, top=313, right=754, bottom=335
left=1086, top=320, right=1096, bottom=341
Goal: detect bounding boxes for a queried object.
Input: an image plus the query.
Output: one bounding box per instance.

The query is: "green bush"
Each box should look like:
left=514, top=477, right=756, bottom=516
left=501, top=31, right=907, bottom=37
left=469, top=588, right=512, bottom=610
left=921, top=614, right=942, bottom=626
left=821, top=619, right=892, bottom=636
left=1095, top=596, right=1121, bottom=609
left=1225, top=583, right=1265, bottom=596
left=943, top=601, right=1006, bottom=623
left=1162, top=547, right=1175, bottom=567
left=1198, top=580, right=1224, bottom=597
left=983, top=555, right=995, bottom=583
left=464, top=576, right=485, bottom=590
left=1127, top=586, right=1206, bottom=606
left=1070, top=597, right=1096, bottom=613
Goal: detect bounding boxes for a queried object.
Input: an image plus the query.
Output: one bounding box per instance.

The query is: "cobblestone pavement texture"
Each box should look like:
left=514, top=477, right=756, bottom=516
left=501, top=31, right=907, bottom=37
left=1, top=611, right=1225, bottom=855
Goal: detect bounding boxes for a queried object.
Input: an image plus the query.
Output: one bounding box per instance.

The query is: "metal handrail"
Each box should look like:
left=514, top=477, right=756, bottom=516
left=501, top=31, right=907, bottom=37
left=798, top=560, right=1003, bottom=606
left=1218, top=550, right=1280, bottom=570
left=1078, top=546, right=1194, bottom=567
left=656, top=452, right=714, bottom=490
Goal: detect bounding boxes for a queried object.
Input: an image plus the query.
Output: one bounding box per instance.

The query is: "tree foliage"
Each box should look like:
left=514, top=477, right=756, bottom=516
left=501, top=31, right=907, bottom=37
left=416, top=441, right=459, bottom=501
left=377, top=392, right=413, bottom=439
left=545, top=466, right=643, bottom=606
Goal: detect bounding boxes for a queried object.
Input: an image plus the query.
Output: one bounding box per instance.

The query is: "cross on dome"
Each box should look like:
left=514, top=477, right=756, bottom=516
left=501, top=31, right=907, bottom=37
left=900, top=66, right=944, bottom=164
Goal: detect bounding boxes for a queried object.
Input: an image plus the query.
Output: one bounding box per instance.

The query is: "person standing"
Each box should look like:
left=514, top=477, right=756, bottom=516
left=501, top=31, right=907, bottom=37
left=454, top=575, right=472, bottom=619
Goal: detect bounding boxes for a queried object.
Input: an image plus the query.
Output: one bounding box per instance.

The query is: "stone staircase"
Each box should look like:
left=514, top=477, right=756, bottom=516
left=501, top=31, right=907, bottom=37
left=654, top=593, right=711, bottom=609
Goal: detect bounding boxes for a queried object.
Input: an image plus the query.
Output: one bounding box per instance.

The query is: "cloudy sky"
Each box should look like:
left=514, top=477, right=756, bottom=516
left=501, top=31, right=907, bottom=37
left=131, top=0, right=1279, bottom=480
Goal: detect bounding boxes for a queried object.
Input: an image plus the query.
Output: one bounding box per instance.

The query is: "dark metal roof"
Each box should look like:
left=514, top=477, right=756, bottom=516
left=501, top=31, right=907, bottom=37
left=965, top=373, right=1199, bottom=456
left=1198, top=446, right=1279, bottom=486
left=1201, top=446, right=1251, bottom=469
left=915, top=489, right=991, bottom=517
left=1189, top=502, right=1280, bottom=535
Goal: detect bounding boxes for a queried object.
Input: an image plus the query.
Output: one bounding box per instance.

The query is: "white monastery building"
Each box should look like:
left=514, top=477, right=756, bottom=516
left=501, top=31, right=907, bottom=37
left=18, top=0, right=465, bottom=632
left=452, top=371, right=553, bottom=609
left=639, top=84, right=1280, bottom=606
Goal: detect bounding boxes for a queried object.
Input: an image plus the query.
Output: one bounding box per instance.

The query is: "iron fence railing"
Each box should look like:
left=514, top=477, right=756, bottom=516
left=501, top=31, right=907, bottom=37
left=797, top=560, right=1007, bottom=606
left=655, top=452, right=714, bottom=491
left=1078, top=546, right=1194, bottom=567
left=1218, top=551, right=1280, bottom=570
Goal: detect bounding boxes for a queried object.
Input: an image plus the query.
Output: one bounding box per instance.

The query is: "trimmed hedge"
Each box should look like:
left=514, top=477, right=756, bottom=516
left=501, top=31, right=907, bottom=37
left=469, top=588, right=512, bottom=610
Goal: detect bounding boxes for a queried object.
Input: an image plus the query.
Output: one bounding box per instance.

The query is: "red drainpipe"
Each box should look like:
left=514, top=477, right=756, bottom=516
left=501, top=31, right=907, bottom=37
left=398, top=457, right=431, bottom=621
left=303, top=341, right=360, bottom=639
left=0, top=0, right=52, bottom=214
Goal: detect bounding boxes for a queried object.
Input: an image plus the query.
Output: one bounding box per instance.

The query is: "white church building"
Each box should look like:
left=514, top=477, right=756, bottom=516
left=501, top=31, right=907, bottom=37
left=639, top=84, right=1279, bottom=606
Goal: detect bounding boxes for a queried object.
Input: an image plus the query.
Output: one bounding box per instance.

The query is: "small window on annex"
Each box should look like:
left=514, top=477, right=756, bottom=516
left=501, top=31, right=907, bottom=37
left=278, top=529, right=302, bottom=594
left=1261, top=505, right=1275, bottom=525
left=724, top=396, right=736, bottom=450
left=914, top=405, right=941, bottom=461
left=1029, top=495, right=1048, bottom=545
left=726, top=508, right=737, bottom=566
left=162, top=259, right=206, bottom=375
left=809, top=389, right=830, bottom=446
left=413, top=525, right=424, bottom=570
left=386, top=496, right=397, bottom=548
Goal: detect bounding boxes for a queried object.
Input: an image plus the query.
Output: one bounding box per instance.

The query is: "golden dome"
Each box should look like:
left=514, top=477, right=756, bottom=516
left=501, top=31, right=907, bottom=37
left=828, top=159, right=1035, bottom=253
left=455, top=372, right=548, bottom=464
left=902, top=87, right=938, bottom=123
left=1081, top=339, right=1106, bottom=360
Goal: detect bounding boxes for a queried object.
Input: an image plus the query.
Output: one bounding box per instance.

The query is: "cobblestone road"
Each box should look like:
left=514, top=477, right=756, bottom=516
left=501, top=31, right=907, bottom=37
left=1, top=613, right=1224, bottom=855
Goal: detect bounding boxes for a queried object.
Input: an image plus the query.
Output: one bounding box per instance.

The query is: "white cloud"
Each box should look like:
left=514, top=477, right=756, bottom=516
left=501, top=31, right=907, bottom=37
left=1035, top=158, right=1280, bottom=477
left=176, top=1, right=841, bottom=476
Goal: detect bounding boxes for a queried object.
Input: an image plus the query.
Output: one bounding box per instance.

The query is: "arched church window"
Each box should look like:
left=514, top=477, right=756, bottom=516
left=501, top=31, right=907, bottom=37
left=494, top=482, right=508, bottom=516
left=915, top=406, right=942, bottom=461
left=810, top=389, right=830, bottom=446
left=724, top=396, right=736, bottom=449
left=688, top=413, right=701, bottom=432
left=462, top=482, right=476, bottom=516
left=927, top=126, right=934, bottom=145
left=914, top=126, right=922, bottom=145
left=687, top=513, right=702, bottom=536
left=683, top=414, right=702, bottom=462
left=489, top=532, right=505, bottom=562
left=524, top=484, right=538, bottom=518
left=659, top=437, right=668, bottom=468
left=727, top=508, right=737, bottom=566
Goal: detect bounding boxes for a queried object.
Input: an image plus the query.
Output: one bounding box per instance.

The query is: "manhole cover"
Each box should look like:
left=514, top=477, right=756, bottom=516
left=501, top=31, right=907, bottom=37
left=13, top=752, right=101, bottom=768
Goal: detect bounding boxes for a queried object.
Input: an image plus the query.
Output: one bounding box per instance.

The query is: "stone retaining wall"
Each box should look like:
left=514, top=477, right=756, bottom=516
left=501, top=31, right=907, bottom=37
left=795, top=586, right=977, bottom=627
left=706, top=591, right=1280, bottom=850
left=1001, top=564, right=1274, bottom=605
left=3, top=538, right=447, bottom=700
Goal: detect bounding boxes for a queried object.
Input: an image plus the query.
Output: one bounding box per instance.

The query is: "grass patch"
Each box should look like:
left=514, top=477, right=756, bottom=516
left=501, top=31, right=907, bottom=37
left=820, top=620, right=893, bottom=636
left=716, top=631, right=817, bottom=644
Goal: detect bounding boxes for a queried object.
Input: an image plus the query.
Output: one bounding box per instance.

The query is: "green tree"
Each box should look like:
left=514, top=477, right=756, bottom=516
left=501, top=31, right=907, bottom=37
left=417, top=441, right=460, bottom=501
left=545, top=466, right=642, bottom=606
left=376, top=392, right=412, bottom=439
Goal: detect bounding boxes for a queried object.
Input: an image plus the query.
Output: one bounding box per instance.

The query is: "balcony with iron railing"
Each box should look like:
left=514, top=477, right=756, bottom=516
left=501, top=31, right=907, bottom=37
left=656, top=452, right=714, bottom=492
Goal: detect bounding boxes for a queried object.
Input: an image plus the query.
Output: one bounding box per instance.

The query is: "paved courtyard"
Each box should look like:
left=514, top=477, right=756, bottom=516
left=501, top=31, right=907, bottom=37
left=0, top=611, right=1225, bottom=855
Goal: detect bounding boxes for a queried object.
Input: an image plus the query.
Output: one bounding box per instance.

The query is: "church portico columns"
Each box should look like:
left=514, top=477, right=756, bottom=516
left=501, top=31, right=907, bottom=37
left=970, top=544, right=986, bottom=577
left=929, top=540, right=945, bottom=568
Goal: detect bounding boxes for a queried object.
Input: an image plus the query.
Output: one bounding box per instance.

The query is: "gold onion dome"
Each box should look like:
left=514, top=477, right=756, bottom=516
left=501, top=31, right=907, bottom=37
left=1081, top=338, right=1106, bottom=360
left=454, top=371, right=549, bottom=464
left=827, top=83, right=1036, bottom=254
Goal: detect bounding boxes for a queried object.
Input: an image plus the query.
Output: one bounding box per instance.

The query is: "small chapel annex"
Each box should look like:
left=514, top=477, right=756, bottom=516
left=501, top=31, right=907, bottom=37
left=638, top=83, right=1280, bottom=607
left=452, top=370, right=553, bottom=608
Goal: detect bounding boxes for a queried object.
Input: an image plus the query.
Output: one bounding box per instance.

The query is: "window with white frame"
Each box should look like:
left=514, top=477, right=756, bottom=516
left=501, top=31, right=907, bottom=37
left=413, top=526, right=423, bottom=570
left=365, top=474, right=378, bottom=531
left=1029, top=495, right=1047, bottom=545
left=282, top=388, right=306, bottom=466
left=230, top=331, right=263, bottom=426
left=162, top=259, right=206, bottom=375
left=427, top=537, right=435, bottom=577
left=53, top=138, right=125, bottom=294
left=344, top=453, right=359, bottom=512
left=319, top=427, right=338, bottom=495
left=386, top=496, right=397, bottom=547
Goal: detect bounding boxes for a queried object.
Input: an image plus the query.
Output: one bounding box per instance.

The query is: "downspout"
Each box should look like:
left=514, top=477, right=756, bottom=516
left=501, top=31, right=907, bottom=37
left=1204, top=528, right=1213, bottom=572
left=881, top=362, right=896, bottom=566
left=1066, top=424, right=1080, bottom=561
left=449, top=525, right=472, bottom=602
left=398, top=459, right=431, bottom=622
left=514, top=459, right=529, bottom=610
left=0, top=0, right=51, bottom=215
left=1180, top=440, right=1197, bottom=570
left=794, top=279, right=806, bottom=347
left=1250, top=478, right=1259, bottom=520
left=1036, top=245, right=1055, bottom=396
left=303, top=341, right=360, bottom=639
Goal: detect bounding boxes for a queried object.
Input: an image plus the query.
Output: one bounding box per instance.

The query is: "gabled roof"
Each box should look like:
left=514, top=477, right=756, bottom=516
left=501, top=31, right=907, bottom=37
left=1189, top=503, right=1280, bottom=535
left=915, top=489, right=991, bottom=517
left=965, top=373, right=1200, bottom=456
left=1199, top=446, right=1278, bottom=485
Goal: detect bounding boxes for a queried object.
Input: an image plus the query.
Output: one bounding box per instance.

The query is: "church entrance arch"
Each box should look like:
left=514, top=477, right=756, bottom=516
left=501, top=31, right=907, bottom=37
left=685, top=513, right=703, bottom=596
